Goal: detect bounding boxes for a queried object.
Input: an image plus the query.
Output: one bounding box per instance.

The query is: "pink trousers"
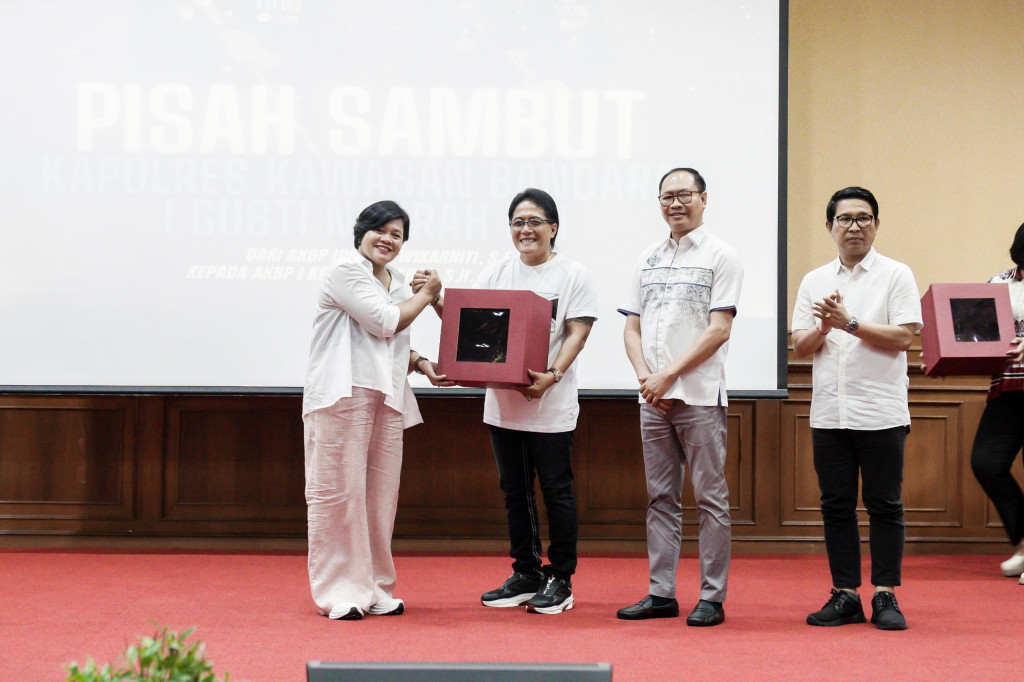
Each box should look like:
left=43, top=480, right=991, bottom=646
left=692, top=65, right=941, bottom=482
left=304, top=387, right=403, bottom=614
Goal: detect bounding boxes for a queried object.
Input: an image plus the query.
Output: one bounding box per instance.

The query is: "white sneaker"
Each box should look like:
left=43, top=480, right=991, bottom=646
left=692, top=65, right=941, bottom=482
left=368, top=597, right=405, bottom=616
left=328, top=602, right=364, bottom=620
left=1019, top=571, right=1023, bottom=585
left=1000, top=541, right=1024, bottom=577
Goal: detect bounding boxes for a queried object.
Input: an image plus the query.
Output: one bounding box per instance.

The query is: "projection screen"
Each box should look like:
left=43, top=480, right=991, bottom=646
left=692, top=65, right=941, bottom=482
left=0, top=0, right=785, bottom=394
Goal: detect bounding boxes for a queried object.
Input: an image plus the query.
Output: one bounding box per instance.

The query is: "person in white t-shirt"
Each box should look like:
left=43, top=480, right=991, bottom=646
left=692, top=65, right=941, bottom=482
left=792, top=186, right=922, bottom=631
left=413, top=188, right=598, bottom=615
left=616, top=168, right=742, bottom=628
left=303, top=200, right=450, bottom=621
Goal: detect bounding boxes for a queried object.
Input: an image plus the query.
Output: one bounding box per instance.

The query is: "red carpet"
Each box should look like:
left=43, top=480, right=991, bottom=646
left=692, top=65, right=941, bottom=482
left=1, top=551, right=1022, bottom=681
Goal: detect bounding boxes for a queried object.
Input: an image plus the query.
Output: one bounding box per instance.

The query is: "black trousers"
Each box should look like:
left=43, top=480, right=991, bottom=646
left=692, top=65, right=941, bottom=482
left=812, top=426, right=908, bottom=589
left=971, top=391, right=1024, bottom=546
left=489, top=426, right=578, bottom=580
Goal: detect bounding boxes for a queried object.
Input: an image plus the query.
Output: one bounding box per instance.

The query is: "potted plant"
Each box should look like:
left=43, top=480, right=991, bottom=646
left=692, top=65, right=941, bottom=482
left=66, top=624, right=231, bottom=681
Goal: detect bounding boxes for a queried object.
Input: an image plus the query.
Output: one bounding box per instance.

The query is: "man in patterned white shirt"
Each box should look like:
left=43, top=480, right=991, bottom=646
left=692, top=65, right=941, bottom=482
left=616, top=167, right=743, bottom=627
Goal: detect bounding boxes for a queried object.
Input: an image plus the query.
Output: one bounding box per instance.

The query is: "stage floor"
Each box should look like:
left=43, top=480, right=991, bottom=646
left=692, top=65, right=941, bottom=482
left=2, top=551, right=1022, bottom=681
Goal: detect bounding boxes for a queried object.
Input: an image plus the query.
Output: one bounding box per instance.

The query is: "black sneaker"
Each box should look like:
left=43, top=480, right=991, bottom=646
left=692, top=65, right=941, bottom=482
left=870, top=591, right=907, bottom=630
left=481, top=572, right=544, bottom=607
left=806, top=589, right=867, bottom=626
left=525, top=576, right=574, bottom=614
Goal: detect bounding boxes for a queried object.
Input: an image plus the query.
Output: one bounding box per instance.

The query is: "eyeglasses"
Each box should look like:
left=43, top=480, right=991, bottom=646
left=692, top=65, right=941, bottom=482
left=510, top=218, right=551, bottom=229
left=833, top=214, right=875, bottom=229
left=658, top=191, right=700, bottom=206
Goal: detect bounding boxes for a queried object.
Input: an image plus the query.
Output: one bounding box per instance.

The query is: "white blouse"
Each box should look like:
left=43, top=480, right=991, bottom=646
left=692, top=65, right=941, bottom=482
left=302, top=249, right=422, bottom=428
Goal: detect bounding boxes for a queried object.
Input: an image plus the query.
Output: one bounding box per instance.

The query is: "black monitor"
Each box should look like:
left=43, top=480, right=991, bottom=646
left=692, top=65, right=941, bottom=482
left=306, top=661, right=613, bottom=682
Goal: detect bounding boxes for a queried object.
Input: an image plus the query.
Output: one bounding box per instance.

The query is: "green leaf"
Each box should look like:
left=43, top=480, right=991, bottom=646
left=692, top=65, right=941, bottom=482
left=65, top=624, right=230, bottom=682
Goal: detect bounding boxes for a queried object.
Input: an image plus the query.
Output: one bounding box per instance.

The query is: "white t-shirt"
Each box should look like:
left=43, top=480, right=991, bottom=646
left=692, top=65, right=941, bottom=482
left=475, top=253, right=599, bottom=433
left=791, top=248, right=922, bottom=430
left=302, top=249, right=422, bottom=429
left=618, top=226, right=743, bottom=407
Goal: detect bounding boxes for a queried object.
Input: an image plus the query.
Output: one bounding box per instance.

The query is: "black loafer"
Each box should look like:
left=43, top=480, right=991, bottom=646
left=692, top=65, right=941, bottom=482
left=686, top=600, right=725, bottom=626
left=617, top=595, right=679, bottom=620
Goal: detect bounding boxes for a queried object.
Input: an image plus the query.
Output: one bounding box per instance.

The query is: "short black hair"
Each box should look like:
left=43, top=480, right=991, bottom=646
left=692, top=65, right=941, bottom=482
left=508, top=188, right=560, bottom=246
left=353, top=200, right=410, bottom=249
left=826, top=186, right=879, bottom=223
left=1010, top=221, right=1024, bottom=269
left=659, top=167, right=706, bottom=194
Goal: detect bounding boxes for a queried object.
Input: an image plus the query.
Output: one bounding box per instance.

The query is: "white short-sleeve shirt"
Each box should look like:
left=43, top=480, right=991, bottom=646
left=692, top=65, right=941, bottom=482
left=618, top=226, right=743, bottom=407
left=791, top=248, right=922, bottom=430
left=475, top=253, right=599, bottom=433
left=302, top=249, right=422, bottom=428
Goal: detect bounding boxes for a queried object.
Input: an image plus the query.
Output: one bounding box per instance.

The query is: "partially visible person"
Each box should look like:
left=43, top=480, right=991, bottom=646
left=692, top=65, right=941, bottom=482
left=792, top=186, right=921, bottom=631
left=413, top=188, right=598, bottom=614
left=303, top=200, right=450, bottom=621
left=969, top=222, right=1024, bottom=584
left=616, top=167, right=743, bottom=627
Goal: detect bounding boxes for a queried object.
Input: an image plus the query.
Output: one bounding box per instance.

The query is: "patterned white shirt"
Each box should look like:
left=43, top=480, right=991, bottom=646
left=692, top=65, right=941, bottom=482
left=619, top=226, right=743, bottom=406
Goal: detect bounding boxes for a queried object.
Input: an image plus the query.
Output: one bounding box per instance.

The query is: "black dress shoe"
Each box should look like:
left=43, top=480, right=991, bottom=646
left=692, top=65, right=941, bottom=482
left=617, top=595, right=679, bottom=620
left=686, top=600, right=725, bottom=626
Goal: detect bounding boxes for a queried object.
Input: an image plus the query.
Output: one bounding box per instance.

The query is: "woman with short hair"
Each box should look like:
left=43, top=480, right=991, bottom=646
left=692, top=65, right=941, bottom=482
left=413, top=188, right=598, bottom=614
left=303, top=200, right=449, bottom=620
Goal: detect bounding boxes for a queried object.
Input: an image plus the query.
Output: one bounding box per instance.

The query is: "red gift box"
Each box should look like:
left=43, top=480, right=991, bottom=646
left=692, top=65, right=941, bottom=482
left=920, top=282, right=1016, bottom=376
left=438, top=288, right=553, bottom=387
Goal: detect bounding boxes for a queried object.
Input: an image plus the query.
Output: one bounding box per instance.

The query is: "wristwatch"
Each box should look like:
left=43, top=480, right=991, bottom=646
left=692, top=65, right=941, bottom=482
left=548, top=367, right=563, bottom=383
left=844, top=316, right=859, bottom=334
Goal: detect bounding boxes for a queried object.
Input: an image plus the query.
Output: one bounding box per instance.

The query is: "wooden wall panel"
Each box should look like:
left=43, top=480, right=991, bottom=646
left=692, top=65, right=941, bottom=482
left=0, top=396, right=135, bottom=525
left=558, top=400, right=753, bottom=540
left=778, top=395, right=822, bottom=528
left=574, top=400, right=647, bottom=526
left=0, top=346, right=1019, bottom=551
left=902, top=401, right=961, bottom=525
left=781, top=391, right=979, bottom=533
left=396, top=397, right=505, bottom=537
left=163, top=396, right=305, bottom=524
left=723, top=403, right=754, bottom=525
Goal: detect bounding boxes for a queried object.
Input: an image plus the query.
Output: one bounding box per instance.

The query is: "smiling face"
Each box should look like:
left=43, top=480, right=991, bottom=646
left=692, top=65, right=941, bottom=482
left=510, top=199, right=557, bottom=266
left=659, top=170, right=706, bottom=238
left=828, top=198, right=878, bottom=267
left=357, top=218, right=405, bottom=272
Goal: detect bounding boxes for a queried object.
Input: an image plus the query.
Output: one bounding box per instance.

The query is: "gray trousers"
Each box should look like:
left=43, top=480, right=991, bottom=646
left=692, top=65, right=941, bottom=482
left=640, top=401, right=730, bottom=603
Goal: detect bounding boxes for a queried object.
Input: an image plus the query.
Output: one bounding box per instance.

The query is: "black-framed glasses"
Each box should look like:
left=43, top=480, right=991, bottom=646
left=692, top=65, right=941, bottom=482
left=510, top=218, right=551, bottom=229
left=658, top=191, right=700, bottom=206
left=834, top=214, right=875, bottom=229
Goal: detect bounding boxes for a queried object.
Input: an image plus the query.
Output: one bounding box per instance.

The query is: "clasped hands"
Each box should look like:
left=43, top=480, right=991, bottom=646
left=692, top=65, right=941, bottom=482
left=811, top=289, right=851, bottom=334
left=410, top=268, right=442, bottom=301
left=411, top=270, right=558, bottom=402
left=408, top=269, right=452, bottom=387
left=638, top=370, right=674, bottom=415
